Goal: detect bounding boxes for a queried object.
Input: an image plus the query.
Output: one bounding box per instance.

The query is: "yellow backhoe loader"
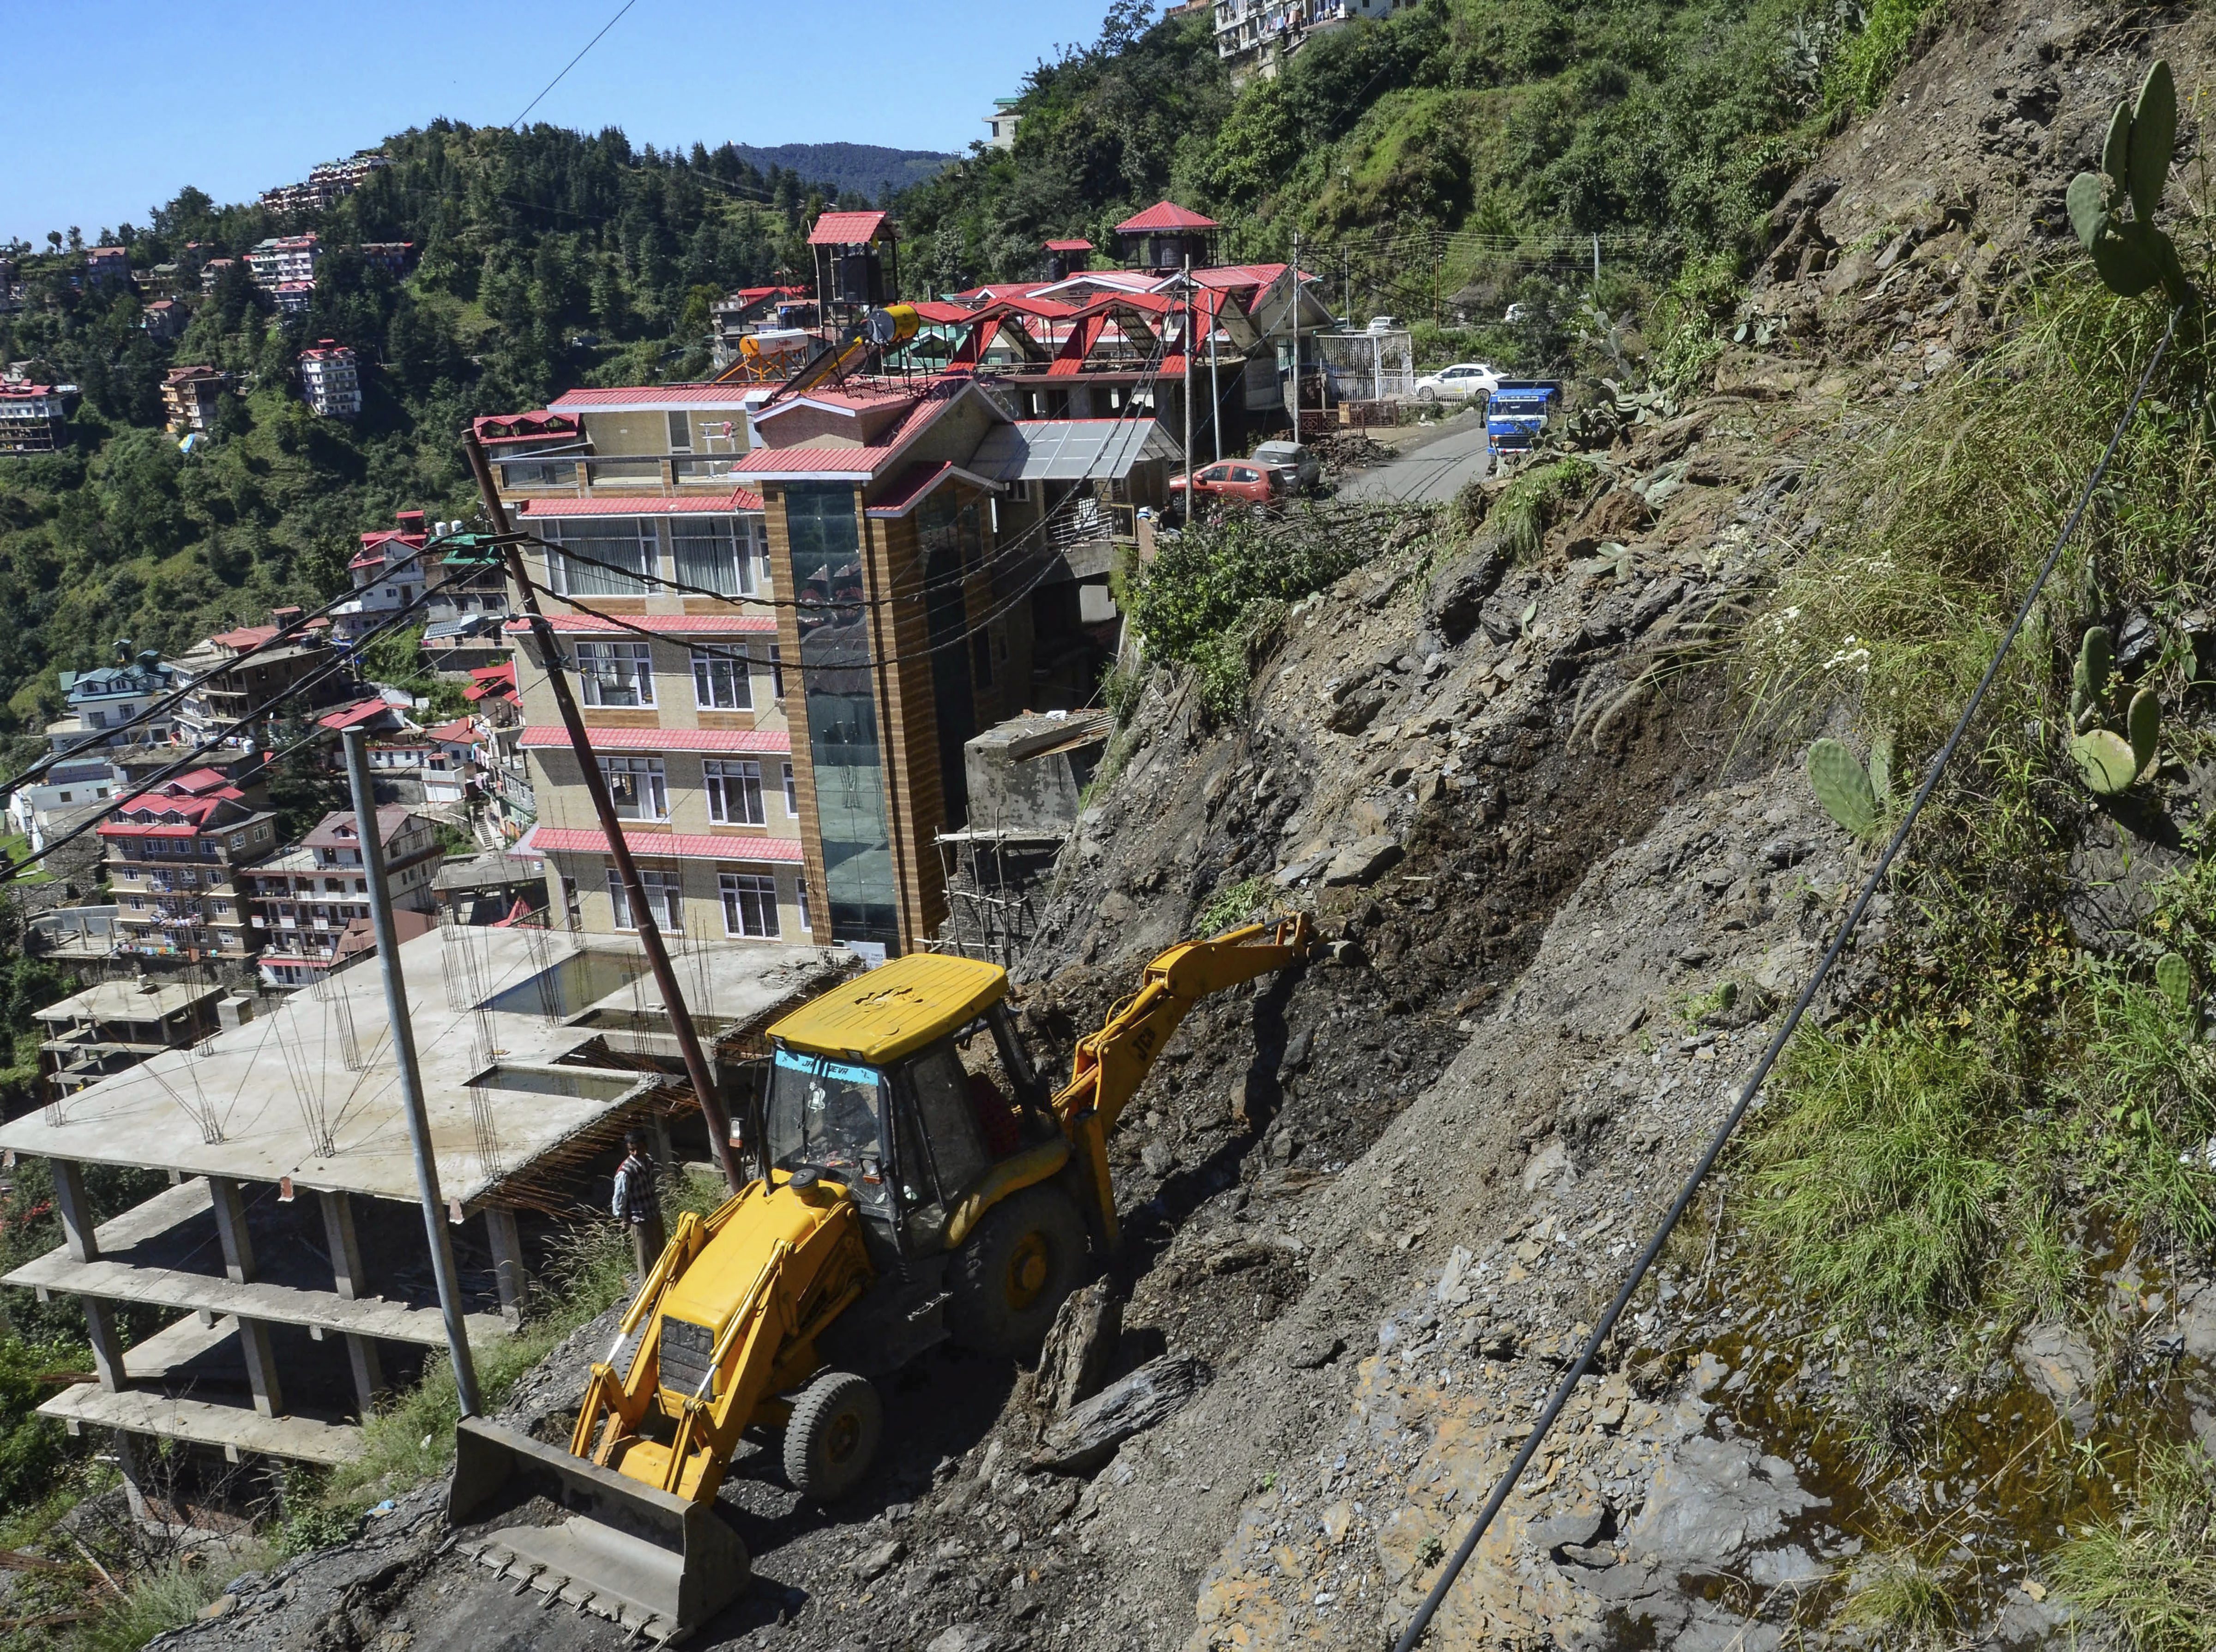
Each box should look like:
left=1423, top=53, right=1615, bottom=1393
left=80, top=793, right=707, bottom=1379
left=450, top=915, right=1311, bottom=1641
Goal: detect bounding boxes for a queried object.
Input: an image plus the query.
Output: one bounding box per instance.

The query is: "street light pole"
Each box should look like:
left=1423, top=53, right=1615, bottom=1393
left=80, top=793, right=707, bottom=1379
left=341, top=727, right=480, bottom=1417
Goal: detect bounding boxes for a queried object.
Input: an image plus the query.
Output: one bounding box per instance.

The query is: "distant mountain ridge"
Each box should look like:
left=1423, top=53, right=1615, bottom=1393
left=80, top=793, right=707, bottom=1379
left=726, top=142, right=956, bottom=201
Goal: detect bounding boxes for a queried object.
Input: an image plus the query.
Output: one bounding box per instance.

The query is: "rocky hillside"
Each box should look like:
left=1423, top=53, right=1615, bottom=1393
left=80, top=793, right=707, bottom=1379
left=142, top=6, right=2216, bottom=1652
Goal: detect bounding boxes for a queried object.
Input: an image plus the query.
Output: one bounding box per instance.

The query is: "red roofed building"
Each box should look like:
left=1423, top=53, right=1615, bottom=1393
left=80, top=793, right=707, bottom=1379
left=0, top=381, right=76, bottom=453
left=807, top=210, right=895, bottom=314
left=100, top=769, right=278, bottom=961
left=334, top=508, right=429, bottom=643
left=161, top=365, right=229, bottom=435
left=299, top=340, right=361, bottom=419
left=170, top=608, right=350, bottom=748
left=238, top=806, right=443, bottom=987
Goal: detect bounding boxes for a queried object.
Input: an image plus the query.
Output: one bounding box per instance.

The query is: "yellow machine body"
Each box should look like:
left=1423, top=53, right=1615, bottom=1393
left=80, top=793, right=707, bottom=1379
left=449, top=914, right=1312, bottom=1636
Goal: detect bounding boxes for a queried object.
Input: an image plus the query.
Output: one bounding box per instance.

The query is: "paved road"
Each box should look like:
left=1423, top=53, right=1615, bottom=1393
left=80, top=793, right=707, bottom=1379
left=1334, top=408, right=1492, bottom=504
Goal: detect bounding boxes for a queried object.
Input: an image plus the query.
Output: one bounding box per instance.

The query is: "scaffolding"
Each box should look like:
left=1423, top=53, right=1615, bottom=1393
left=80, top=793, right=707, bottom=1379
left=931, top=826, right=1069, bottom=966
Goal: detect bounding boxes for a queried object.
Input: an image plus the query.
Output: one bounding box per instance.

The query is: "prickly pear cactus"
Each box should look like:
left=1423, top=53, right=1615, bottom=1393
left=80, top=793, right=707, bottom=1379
left=2157, top=951, right=2192, bottom=1014
left=2071, top=626, right=2114, bottom=730
left=2128, top=686, right=2162, bottom=780
left=2068, top=60, right=2194, bottom=307
left=2071, top=728, right=2140, bottom=795
left=1808, top=737, right=1878, bottom=838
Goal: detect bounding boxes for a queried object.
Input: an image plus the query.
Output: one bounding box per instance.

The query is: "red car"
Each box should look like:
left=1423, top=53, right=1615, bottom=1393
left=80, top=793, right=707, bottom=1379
left=1169, top=460, right=1277, bottom=512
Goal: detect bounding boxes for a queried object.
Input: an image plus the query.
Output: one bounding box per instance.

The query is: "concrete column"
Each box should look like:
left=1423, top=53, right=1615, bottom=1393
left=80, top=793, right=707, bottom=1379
left=207, top=1176, right=254, bottom=1284
left=319, top=1189, right=366, bottom=1298
left=319, top=1189, right=384, bottom=1414
left=49, top=1158, right=98, bottom=1262
left=83, top=1298, right=127, bottom=1392
left=485, top=1207, right=529, bottom=1324
left=238, top=1318, right=284, bottom=1418
left=111, top=1430, right=150, bottom=1521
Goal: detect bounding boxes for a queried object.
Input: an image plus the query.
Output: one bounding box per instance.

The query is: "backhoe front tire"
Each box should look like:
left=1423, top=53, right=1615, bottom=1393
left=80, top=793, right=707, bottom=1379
left=783, top=1370, right=881, bottom=1502
left=949, top=1185, right=1088, bottom=1359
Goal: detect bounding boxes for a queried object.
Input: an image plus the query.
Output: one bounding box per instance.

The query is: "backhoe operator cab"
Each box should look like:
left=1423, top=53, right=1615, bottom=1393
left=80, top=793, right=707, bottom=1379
left=763, top=955, right=1088, bottom=1362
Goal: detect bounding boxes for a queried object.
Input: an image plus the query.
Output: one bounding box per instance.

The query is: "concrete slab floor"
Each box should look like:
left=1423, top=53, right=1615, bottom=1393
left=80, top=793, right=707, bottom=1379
left=0, top=928, right=844, bottom=1205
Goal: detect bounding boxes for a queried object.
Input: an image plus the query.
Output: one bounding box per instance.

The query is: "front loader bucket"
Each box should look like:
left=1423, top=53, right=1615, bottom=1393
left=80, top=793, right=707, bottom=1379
left=450, top=1417, right=748, bottom=1642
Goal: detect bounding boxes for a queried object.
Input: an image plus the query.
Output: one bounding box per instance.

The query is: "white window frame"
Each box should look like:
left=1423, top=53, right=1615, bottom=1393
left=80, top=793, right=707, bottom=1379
left=719, top=871, right=780, bottom=938
left=575, top=640, right=656, bottom=708
left=704, top=759, right=765, bottom=826
left=671, top=514, right=756, bottom=597
left=609, top=866, right=684, bottom=932
left=546, top=518, right=656, bottom=596
left=782, top=761, right=798, bottom=816
left=690, top=647, right=752, bottom=711
left=599, top=755, right=668, bottom=821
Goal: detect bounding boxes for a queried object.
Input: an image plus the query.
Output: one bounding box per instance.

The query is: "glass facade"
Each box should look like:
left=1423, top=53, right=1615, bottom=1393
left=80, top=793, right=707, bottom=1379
left=918, top=490, right=976, bottom=826
left=788, top=484, right=898, bottom=947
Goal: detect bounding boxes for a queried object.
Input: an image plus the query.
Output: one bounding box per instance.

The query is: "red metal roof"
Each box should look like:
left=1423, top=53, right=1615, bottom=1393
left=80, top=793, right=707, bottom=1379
left=316, top=698, right=398, bottom=731
left=908, top=301, right=978, bottom=326
left=425, top=718, right=482, bottom=744
left=807, top=210, right=891, bottom=247
left=1043, top=238, right=1096, bottom=252
left=730, top=445, right=890, bottom=479
left=1114, top=201, right=1218, bottom=234
left=518, top=488, right=765, bottom=517
left=471, top=410, right=580, bottom=444
left=519, top=725, right=791, bottom=754
left=464, top=662, right=517, bottom=702
left=502, top=613, right=777, bottom=635
left=522, top=825, right=805, bottom=863
left=548, top=386, right=768, bottom=410
left=866, top=462, right=960, bottom=517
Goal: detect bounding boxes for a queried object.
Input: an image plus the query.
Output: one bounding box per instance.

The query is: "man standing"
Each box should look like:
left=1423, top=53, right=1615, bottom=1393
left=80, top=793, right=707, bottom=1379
left=612, top=1130, right=666, bottom=1280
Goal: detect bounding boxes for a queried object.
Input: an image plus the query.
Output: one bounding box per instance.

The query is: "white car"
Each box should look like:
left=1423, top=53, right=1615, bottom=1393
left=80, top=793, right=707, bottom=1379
left=1413, top=362, right=1504, bottom=402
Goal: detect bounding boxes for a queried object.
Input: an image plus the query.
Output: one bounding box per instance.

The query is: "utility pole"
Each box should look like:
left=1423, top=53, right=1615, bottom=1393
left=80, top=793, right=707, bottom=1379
left=1181, top=255, right=1194, bottom=501
left=341, top=726, right=480, bottom=1417
left=463, top=431, right=747, bottom=1195
left=1206, top=284, right=1222, bottom=464
left=1290, top=229, right=1301, bottom=448
left=1593, top=234, right=1600, bottom=284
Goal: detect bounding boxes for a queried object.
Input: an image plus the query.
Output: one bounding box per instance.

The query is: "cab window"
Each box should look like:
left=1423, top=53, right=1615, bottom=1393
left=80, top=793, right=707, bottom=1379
left=767, top=1049, right=891, bottom=1216
left=906, top=1043, right=991, bottom=1200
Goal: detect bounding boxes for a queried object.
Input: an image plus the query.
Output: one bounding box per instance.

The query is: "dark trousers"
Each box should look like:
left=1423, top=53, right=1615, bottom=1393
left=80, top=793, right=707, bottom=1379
left=629, top=1206, right=667, bottom=1282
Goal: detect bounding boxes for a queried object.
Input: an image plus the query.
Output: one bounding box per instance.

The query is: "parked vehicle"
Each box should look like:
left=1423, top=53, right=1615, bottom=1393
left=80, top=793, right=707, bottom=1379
left=1413, top=362, right=1504, bottom=402
left=1249, top=440, right=1320, bottom=492
left=1169, top=460, right=1276, bottom=512
left=1486, top=380, right=1561, bottom=454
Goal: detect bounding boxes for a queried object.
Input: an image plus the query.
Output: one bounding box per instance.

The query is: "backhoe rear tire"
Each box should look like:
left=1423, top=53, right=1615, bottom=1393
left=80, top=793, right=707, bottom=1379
left=949, top=1184, right=1088, bottom=1359
left=783, top=1370, right=881, bottom=1502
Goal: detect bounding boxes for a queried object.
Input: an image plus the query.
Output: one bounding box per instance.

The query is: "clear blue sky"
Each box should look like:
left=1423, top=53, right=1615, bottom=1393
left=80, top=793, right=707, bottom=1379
left=4, top=0, right=1115, bottom=245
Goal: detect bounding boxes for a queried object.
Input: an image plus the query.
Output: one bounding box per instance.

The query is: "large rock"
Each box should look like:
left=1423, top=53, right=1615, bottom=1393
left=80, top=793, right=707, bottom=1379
left=1322, top=836, right=1403, bottom=886
left=1034, top=1279, right=1122, bottom=1417
left=1427, top=540, right=1509, bottom=645
left=1031, top=1353, right=1207, bottom=1475
left=2016, top=1322, right=2100, bottom=1435
left=1623, top=1435, right=1822, bottom=1567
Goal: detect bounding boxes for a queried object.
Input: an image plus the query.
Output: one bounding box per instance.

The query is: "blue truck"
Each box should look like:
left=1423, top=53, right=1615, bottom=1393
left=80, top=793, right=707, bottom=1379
left=1485, top=380, right=1561, bottom=455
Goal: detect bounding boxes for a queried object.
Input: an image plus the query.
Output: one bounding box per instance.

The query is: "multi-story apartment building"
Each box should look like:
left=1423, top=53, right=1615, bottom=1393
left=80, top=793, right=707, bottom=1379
left=240, top=807, right=441, bottom=988
left=0, top=382, right=75, bottom=452
left=84, top=247, right=130, bottom=290
left=199, top=258, right=237, bottom=295
left=332, top=510, right=431, bottom=642
left=299, top=340, right=360, bottom=418
left=46, top=652, right=181, bottom=755
left=245, top=235, right=320, bottom=292
left=984, top=98, right=1023, bottom=150
left=361, top=242, right=418, bottom=277
left=1209, top=0, right=1368, bottom=78
left=35, top=978, right=228, bottom=1100
left=101, top=769, right=277, bottom=963
left=171, top=610, right=351, bottom=746
left=161, top=365, right=228, bottom=435
left=273, top=282, right=314, bottom=317
left=259, top=151, right=389, bottom=215
left=140, top=299, right=185, bottom=341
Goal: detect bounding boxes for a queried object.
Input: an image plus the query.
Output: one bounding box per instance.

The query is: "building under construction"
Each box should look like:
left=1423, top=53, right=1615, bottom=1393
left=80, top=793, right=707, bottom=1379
left=0, top=920, right=846, bottom=1507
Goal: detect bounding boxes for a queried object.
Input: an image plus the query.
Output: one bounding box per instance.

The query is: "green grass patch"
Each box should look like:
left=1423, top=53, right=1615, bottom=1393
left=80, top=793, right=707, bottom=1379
left=1740, top=1019, right=2016, bottom=1323
left=50, top=1551, right=273, bottom=1652
left=2053, top=1444, right=2216, bottom=1652
left=1198, top=874, right=1274, bottom=937
left=1832, top=1550, right=1960, bottom=1643
left=1487, top=457, right=1597, bottom=563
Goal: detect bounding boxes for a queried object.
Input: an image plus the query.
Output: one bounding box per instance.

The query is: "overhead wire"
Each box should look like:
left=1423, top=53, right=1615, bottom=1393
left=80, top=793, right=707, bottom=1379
left=509, top=0, right=642, bottom=130
left=0, top=572, right=470, bottom=886
left=1392, top=301, right=2186, bottom=1649
left=0, top=536, right=451, bottom=804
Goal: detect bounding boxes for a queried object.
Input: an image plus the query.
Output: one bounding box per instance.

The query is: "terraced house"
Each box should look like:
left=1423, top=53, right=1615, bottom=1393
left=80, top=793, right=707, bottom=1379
left=100, top=769, right=277, bottom=963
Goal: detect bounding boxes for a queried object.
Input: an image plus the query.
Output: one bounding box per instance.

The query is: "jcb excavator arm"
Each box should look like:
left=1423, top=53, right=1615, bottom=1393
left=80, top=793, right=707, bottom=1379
left=1051, top=913, right=1312, bottom=1245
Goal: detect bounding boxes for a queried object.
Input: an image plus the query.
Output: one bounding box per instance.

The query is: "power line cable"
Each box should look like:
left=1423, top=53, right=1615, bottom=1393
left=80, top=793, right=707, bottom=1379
left=0, top=574, right=468, bottom=885
left=510, top=0, right=643, bottom=130
left=0, top=537, right=452, bottom=805
left=1393, top=301, right=2184, bottom=1649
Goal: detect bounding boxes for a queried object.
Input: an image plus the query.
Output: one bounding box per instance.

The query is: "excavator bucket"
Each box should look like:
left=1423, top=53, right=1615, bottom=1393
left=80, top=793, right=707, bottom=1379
left=449, top=1416, right=748, bottom=1642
